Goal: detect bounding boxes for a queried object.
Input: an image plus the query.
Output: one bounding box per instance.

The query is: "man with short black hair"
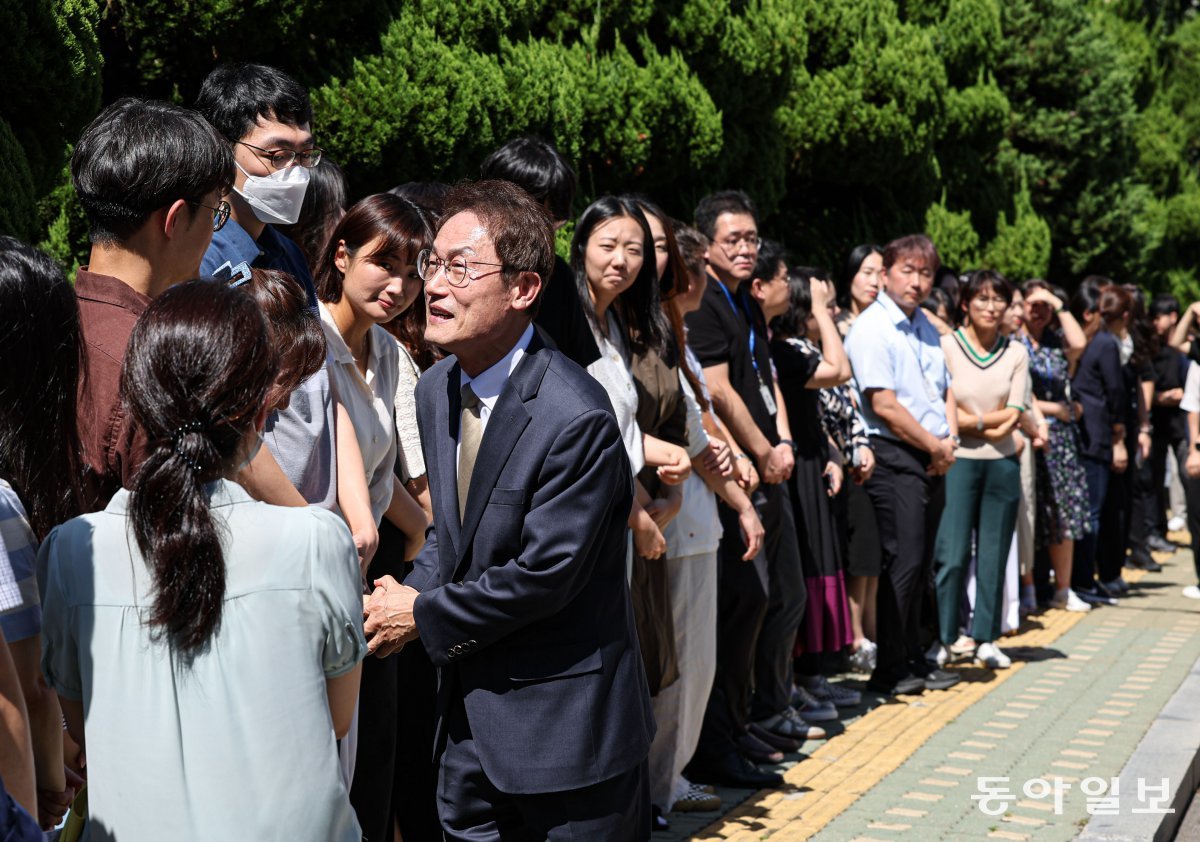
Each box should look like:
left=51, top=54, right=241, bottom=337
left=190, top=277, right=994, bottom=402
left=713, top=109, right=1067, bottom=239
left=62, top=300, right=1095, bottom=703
left=71, top=97, right=234, bottom=511
left=684, top=189, right=806, bottom=789
left=480, top=135, right=601, bottom=369
left=195, top=62, right=320, bottom=306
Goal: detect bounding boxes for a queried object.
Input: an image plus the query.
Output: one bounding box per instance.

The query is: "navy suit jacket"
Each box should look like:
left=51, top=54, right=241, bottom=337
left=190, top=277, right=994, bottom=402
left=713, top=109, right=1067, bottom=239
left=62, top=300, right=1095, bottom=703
left=409, top=329, right=654, bottom=795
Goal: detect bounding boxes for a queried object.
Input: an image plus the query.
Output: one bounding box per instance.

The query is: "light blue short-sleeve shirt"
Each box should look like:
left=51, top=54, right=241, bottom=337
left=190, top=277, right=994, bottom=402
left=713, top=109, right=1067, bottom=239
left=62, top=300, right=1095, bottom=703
left=846, top=292, right=950, bottom=440
left=39, top=480, right=366, bottom=842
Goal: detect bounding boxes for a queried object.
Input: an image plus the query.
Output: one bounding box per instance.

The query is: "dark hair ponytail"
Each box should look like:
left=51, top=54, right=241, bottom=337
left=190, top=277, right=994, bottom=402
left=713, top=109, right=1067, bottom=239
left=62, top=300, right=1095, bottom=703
left=120, top=280, right=279, bottom=653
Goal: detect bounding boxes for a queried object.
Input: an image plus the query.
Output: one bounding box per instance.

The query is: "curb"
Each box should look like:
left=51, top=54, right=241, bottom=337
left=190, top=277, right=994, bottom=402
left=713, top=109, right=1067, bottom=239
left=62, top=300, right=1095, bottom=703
left=1077, top=651, right=1200, bottom=842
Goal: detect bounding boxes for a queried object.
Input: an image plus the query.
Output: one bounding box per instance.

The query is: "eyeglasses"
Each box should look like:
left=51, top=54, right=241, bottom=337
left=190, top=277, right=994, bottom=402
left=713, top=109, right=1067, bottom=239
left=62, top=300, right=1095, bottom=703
left=718, top=234, right=760, bottom=252
left=416, top=249, right=507, bottom=288
left=236, top=141, right=324, bottom=170
left=189, top=199, right=231, bottom=232
left=973, top=296, right=1010, bottom=310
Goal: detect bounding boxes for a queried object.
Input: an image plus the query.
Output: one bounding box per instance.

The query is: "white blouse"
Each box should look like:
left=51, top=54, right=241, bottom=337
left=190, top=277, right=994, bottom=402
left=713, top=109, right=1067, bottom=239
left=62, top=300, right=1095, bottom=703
left=319, top=303, right=399, bottom=525
left=586, top=311, right=645, bottom=476
left=393, top=341, right=425, bottom=482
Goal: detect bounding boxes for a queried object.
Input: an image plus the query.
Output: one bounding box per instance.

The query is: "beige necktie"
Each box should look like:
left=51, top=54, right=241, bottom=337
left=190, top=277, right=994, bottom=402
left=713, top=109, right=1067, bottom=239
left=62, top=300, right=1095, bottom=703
left=458, top=383, right=483, bottom=523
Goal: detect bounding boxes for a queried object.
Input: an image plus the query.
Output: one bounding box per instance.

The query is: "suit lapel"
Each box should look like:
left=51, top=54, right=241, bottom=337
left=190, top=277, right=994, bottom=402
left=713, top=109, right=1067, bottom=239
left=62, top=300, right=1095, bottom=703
left=434, top=363, right=461, bottom=569
left=453, top=338, right=551, bottom=574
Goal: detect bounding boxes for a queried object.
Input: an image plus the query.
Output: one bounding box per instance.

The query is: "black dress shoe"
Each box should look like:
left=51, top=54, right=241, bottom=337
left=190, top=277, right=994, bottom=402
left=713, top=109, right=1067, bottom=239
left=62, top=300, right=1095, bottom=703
left=1126, top=549, right=1164, bottom=572
left=687, top=752, right=784, bottom=789
left=1148, top=534, right=1176, bottom=554
left=747, top=722, right=802, bottom=753
left=867, top=671, right=925, bottom=696
left=923, top=668, right=962, bottom=691
left=736, top=731, right=784, bottom=764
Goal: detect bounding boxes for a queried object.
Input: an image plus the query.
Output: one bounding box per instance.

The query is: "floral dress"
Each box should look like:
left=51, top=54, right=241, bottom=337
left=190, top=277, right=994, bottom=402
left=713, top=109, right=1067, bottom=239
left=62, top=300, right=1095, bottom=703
left=1022, top=330, right=1090, bottom=546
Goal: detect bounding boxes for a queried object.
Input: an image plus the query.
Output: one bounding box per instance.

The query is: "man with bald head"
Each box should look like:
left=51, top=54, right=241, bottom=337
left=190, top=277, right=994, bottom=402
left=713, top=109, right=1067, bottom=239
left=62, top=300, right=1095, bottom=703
left=363, top=180, right=653, bottom=839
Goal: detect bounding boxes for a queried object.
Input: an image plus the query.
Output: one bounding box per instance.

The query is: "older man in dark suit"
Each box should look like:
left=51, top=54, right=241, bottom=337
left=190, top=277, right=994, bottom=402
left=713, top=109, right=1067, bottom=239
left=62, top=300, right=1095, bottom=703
left=363, top=180, right=654, bottom=839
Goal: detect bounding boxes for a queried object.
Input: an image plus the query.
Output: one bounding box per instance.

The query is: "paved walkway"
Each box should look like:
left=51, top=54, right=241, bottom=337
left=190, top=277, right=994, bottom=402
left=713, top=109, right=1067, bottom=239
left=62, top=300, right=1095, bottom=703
left=669, top=538, right=1200, bottom=841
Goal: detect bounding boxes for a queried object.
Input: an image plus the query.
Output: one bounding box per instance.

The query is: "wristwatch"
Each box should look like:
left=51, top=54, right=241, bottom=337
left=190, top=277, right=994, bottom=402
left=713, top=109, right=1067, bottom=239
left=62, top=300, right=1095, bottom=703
left=949, top=434, right=962, bottom=447
left=779, top=438, right=797, bottom=454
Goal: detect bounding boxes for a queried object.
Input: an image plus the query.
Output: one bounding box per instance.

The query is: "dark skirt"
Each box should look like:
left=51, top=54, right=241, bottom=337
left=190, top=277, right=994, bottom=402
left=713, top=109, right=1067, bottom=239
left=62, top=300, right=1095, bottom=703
left=835, top=479, right=882, bottom=577
left=790, top=452, right=854, bottom=655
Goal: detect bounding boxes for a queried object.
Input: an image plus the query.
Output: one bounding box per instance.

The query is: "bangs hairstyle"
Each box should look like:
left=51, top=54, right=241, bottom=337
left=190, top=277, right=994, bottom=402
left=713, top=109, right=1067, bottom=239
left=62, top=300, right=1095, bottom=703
left=314, top=193, right=435, bottom=304
left=1151, top=293, right=1181, bottom=318
left=960, top=268, right=1014, bottom=311
left=194, top=62, right=312, bottom=142
left=771, top=269, right=818, bottom=339
left=480, top=136, right=577, bottom=223
left=571, top=196, right=670, bottom=356
left=440, top=179, right=556, bottom=308
left=882, top=233, right=941, bottom=275
left=0, top=237, right=83, bottom=539
left=674, top=224, right=709, bottom=276
left=72, top=98, right=235, bottom=243
left=241, top=269, right=326, bottom=409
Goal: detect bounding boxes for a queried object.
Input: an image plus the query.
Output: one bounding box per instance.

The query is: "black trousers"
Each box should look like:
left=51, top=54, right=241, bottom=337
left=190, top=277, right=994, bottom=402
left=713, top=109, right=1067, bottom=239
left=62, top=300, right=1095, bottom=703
left=1143, top=433, right=1188, bottom=538
left=349, top=528, right=405, bottom=842
left=691, top=497, right=770, bottom=764
left=395, top=562, right=442, bottom=841
left=750, top=482, right=806, bottom=721
left=437, top=692, right=650, bottom=840
left=864, top=437, right=944, bottom=681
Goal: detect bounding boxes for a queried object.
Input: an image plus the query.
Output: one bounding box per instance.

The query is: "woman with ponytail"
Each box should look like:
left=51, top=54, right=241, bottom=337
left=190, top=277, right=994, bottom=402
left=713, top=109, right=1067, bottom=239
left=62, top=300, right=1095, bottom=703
left=39, top=280, right=366, bottom=841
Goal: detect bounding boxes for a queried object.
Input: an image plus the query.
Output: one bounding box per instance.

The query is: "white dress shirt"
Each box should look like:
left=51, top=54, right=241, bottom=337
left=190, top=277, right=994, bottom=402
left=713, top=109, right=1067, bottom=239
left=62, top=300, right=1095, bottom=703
left=456, top=323, right=535, bottom=475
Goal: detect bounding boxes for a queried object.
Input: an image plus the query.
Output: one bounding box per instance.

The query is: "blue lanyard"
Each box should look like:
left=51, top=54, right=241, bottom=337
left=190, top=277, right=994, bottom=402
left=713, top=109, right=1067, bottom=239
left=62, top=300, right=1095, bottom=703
left=714, top=278, right=760, bottom=373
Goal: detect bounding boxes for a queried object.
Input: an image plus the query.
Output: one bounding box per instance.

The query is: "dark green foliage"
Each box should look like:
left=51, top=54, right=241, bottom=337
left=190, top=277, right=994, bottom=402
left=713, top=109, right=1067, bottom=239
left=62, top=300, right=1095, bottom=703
left=7, top=0, right=1200, bottom=292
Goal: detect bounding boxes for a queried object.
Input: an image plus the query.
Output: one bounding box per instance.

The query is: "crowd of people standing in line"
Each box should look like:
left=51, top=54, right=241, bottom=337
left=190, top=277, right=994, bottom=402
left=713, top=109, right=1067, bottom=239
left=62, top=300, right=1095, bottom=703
left=1, top=60, right=1199, bottom=840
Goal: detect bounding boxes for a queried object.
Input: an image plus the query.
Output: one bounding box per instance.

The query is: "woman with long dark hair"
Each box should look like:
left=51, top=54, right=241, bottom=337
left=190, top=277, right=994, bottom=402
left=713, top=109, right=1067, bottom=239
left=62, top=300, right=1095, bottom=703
left=0, top=237, right=79, bottom=830
left=836, top=244, right=884, bottom=336
left=40, top=280, right=366, bottom=840
left=571, top=196, right=684, bottom=562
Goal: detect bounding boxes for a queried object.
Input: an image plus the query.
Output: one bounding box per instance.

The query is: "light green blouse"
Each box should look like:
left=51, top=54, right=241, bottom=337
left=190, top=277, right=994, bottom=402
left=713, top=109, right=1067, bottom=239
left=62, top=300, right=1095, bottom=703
left=39, top=480, right=366, bottom=842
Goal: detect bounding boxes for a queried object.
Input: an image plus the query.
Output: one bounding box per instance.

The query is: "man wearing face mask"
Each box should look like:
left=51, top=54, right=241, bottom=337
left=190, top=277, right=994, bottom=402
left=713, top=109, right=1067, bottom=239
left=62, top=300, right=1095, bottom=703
left=196, top=62, right=320, bottom=309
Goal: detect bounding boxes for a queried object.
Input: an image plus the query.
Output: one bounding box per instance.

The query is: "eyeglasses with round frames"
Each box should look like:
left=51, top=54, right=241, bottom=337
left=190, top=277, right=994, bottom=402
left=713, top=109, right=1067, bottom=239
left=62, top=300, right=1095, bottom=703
left=188, top=199, right=231, bottom=232
left=417, top=248, right=507, bottom=288
left=236, top=141, right=324, bottom=170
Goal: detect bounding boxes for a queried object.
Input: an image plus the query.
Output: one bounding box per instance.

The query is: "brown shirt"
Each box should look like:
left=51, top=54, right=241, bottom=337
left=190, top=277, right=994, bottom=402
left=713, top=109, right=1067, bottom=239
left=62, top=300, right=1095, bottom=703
left=76, top=268, right=152, bottom=512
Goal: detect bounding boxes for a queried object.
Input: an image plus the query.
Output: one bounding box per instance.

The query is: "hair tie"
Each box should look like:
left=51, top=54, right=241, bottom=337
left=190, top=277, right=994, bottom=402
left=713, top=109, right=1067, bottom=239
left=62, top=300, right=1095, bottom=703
left=170, top=422, right=205, bottom=472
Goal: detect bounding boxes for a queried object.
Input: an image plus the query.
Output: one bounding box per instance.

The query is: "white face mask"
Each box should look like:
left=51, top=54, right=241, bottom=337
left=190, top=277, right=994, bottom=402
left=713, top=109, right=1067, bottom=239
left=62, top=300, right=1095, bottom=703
left=234, top=161, right=310, bottom=226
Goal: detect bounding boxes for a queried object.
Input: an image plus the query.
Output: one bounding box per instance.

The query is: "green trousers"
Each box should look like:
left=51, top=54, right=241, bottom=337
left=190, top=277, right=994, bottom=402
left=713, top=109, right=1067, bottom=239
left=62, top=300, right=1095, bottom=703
left=933, top=455, right=1021, bottom=645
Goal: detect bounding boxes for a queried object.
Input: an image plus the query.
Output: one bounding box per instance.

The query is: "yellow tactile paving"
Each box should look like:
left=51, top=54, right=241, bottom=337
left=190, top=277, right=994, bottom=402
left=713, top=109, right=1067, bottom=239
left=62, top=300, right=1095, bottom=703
left=689, top=594, right=1104, bottom=842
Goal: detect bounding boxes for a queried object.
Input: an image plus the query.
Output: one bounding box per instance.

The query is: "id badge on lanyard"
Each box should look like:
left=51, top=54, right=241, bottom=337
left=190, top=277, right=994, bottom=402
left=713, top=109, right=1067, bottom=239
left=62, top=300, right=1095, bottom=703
left=759, top=377, right=778, bottom=415
left=715, top=278, right=778, bottom=415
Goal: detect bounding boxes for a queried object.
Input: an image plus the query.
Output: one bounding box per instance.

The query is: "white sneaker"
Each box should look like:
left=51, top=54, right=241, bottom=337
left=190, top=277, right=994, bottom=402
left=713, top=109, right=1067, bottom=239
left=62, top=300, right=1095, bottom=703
left=1169, top=515, right=1186, bottom=533
left=976, top=642, right=1012, bottom=669
left=848, top=639, right=877, bottom=673
left=802, top=674, right=862, bottom=708
left=925, top=641, right=950, bottom=667
left=950, top=634, right=977, bottom=658
left=1050, top=589, right=1092, bottom=612
left=1183, top=585, right=1200, bottom=600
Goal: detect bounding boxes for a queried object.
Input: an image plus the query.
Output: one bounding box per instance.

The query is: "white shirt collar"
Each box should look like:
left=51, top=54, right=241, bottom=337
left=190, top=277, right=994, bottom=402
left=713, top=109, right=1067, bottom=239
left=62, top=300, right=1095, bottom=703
left=459, top=323, right=535, bottom=412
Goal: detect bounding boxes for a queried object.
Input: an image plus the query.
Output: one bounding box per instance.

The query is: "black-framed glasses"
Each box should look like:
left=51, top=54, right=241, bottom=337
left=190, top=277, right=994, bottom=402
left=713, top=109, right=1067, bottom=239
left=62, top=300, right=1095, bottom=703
left=237, top=141, right=324, bottom=170
left=189, top=199, right=231, bottom=232
left=416, top=248, right=506, bottom=288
